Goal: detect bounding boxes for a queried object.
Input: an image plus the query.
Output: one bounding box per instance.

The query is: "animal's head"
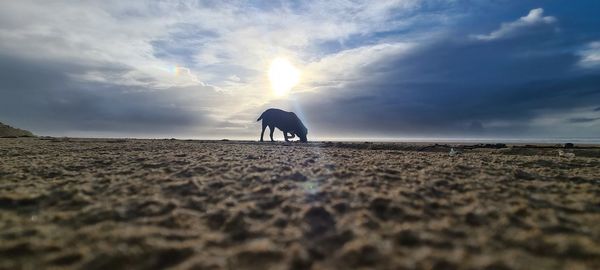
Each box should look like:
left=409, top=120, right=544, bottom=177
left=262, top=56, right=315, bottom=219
left=297, top=126, right=308, bottom=142
left=291, top=112, right=308, bottom=142
left=295, top=125, right=308, bottom=142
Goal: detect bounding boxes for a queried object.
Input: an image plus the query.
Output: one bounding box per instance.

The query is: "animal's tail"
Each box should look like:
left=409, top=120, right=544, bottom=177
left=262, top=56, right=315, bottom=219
left=256, top=111, right=265, bottom=122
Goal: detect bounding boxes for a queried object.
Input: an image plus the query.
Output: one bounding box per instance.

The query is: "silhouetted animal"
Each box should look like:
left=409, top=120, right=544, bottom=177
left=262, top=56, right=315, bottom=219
left=257, top=108, right=308, bottom=142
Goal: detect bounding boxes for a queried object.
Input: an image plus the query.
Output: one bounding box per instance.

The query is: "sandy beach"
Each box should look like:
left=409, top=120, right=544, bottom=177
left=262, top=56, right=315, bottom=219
left=1, top=138, right=599, bottom=269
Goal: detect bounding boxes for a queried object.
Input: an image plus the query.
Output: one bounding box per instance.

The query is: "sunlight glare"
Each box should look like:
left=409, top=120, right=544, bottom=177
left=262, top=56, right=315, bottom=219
left=268, top=58, right=300, bottom=96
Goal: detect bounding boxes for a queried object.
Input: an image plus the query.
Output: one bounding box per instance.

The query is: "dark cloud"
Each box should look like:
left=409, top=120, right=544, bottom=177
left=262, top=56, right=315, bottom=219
left=568, top=117, right=600, bottom=123
left=287, top=8, right=600, bottom=138
left=0, top=54, right=219, bottom=136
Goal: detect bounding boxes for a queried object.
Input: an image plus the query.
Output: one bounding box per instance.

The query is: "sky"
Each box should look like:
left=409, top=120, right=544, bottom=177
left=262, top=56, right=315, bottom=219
left=1, top=0, right=599, bottom=140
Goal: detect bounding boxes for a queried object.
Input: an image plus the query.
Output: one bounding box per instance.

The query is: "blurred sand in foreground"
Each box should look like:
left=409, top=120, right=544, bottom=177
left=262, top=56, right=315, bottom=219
left=1, top=138, right=599, bottom=269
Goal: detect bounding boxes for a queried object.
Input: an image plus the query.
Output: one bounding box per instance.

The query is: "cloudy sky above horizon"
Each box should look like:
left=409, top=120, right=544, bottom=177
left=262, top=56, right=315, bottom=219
left=1, top=0, right=599, bottom=140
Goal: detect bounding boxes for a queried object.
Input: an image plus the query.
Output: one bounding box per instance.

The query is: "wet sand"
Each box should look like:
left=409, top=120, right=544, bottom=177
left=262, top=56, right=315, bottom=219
left=1, top=138, right=599, bottom=269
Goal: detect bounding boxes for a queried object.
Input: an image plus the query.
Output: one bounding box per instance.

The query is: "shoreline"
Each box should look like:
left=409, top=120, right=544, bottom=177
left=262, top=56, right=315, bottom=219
left=9, top=134, right=600, bottom=145
left=11, top=136, right=600, bottom=147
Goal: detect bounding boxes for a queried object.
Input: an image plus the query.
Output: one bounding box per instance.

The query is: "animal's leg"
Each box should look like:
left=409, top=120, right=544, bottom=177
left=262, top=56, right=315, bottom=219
left=284, top=131, right=290, bottom=142
left=269, top=125, right=275, bottom=142
left=284, top=132, right=295, bottom=142
left=260, top=122, right=266, bottom=142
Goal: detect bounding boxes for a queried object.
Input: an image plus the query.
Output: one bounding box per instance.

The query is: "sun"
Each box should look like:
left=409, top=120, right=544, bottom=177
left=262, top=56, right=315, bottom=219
left=268, top=57, right=300, bottom=96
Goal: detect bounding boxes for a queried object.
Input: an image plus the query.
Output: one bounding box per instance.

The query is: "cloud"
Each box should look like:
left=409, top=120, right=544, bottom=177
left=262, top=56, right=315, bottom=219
left=578, top=41, right=600, bottom=69
left=288, top=75, right=600, bottom=138
left=299, top=42, right=415, bottom=92
left=0, top=1, right=215, bottom=90
left=0, top=1, right=444, bottom=124
left=0, top=54, right=225, bottom=137
left=1, top=1, right=599, bottom=139
left=568, top=117, right=600, bottom=123
left=472, top=8, right=556, bottom=41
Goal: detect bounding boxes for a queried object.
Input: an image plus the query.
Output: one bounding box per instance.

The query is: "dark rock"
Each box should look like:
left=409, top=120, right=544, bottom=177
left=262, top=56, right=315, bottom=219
left=564, top=143, right=574, bottom=149
left=486, top=143, right=507, bottom=149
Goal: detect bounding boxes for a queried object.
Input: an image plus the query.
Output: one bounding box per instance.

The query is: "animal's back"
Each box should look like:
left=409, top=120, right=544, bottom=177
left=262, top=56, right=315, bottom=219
left=257, top=108, right=289, bottom=122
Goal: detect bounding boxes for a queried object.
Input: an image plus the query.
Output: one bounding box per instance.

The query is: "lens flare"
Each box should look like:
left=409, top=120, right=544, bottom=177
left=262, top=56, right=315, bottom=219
left=154, top=65, right=201, bottom=85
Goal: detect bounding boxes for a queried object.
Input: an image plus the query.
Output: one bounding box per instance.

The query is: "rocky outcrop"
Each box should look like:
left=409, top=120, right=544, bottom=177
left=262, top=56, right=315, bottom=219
left=0, top=122, right=34, bottom=138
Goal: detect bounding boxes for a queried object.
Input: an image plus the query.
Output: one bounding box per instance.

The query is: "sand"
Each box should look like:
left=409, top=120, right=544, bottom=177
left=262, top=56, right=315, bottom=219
left=1, top=138, right=599, bottom=269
